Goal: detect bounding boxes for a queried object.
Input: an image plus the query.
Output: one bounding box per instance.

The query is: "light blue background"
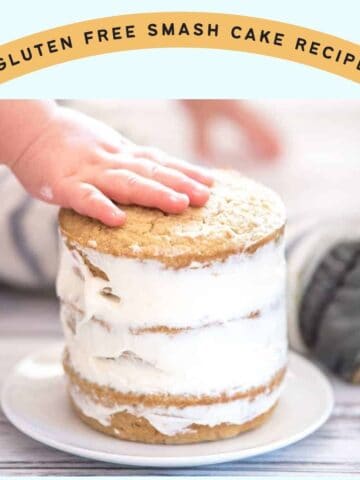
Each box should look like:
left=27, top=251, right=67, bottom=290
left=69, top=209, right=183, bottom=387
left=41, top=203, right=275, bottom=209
left=0, top=0, right=359, bottom=98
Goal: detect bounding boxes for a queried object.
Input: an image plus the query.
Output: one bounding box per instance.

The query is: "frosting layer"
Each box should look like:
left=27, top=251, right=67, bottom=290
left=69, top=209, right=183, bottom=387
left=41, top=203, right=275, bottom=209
left=57, top=238, right=286, bottom=330
left=62, top=302, right=287, bottom=396
left=69, top=382, right=283, bottom=437
left=57, top=233, right=287, bottom=397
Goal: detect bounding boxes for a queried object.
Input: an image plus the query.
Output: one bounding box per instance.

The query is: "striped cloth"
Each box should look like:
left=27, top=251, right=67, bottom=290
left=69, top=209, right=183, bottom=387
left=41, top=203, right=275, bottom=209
left=0, top=166, right=58, bottom=290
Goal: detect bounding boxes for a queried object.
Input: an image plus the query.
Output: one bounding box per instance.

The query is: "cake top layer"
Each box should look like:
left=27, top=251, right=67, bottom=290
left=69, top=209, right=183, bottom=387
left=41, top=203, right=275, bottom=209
left=59, top=170, right=286, bottom=268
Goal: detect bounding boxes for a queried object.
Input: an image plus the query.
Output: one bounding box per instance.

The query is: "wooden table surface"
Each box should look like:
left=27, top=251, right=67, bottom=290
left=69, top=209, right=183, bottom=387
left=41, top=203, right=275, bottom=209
left=0, top=289, right=359, bottom=477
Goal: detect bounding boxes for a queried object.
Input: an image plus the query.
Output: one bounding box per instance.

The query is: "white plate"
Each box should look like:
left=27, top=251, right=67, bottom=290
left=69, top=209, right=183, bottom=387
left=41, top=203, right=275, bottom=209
left=1, top=344, right=333, bottom=468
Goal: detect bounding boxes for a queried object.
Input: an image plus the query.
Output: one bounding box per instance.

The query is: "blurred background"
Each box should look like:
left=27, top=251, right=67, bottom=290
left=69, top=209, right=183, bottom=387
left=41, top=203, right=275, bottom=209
left=70, top=99, right=360, bottom=218
left=1, top=99, right=360, bottom=338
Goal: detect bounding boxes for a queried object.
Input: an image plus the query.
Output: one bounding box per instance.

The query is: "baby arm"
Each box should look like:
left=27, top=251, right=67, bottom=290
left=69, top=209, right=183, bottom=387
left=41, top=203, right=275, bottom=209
left=0, top=100, right=213, bottom=226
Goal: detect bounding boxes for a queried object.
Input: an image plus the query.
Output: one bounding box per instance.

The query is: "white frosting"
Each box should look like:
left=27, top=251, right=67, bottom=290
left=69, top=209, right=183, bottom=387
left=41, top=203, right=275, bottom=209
left=69, top=382, right=283, bottom=437
left=56, top=238, right=286, bottom=329
left=57, top=236, right=287, bottom=398
left=62, top=302, right=287, bottom=396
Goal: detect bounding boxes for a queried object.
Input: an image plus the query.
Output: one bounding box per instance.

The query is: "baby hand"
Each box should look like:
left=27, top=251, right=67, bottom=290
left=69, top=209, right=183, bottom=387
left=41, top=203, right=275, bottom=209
left=9, top=105, right=213, bottom=226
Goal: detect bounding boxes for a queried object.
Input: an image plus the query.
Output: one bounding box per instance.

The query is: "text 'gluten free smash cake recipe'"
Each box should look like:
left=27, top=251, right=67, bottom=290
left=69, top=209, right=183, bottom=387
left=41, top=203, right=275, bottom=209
left=56, top=169, right=287, bottom=444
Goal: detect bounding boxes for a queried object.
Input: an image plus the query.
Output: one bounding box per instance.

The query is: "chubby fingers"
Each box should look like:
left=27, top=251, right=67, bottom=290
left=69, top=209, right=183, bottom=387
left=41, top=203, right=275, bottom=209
left=132, top=147, right=214, bottom=187
left=97, top=169, right=190, bottom=214
left=110, top=156, right=210, bottom=207
left=59, top=150, right=214, bottom=227
left=63, top=182, right=126, bottom=226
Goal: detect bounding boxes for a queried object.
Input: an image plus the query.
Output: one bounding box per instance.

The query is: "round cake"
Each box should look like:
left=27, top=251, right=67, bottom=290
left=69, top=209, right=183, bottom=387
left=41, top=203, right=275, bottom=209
left=57, top=169, right=287, bottom=444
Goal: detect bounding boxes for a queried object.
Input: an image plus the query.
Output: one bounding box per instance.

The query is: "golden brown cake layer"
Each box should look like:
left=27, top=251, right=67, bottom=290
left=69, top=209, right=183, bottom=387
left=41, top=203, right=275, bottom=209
left=71, top=398, right=277, bottom=445
left=59, top=170, right=285, bottom=268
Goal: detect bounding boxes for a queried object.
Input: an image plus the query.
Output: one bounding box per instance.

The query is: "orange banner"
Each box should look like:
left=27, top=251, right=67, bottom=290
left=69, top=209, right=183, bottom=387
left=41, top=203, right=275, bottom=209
left=0, top=12, right=359, bottom=84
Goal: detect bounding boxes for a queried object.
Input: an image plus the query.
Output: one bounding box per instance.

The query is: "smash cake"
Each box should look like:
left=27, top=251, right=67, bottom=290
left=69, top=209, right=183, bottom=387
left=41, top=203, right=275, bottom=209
left=56, top=169, right=287, bottom=444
